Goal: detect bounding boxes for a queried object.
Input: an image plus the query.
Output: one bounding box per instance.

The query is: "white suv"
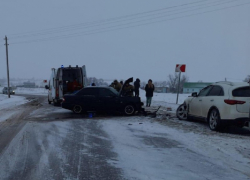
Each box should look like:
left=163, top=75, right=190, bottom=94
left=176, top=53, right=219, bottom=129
left=177, top=82, right=250, bottom=131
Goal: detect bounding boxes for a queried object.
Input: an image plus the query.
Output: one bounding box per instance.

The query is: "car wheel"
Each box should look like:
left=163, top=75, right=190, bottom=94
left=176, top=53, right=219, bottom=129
left=208, top=109, right=221, bottom=131
left=73, top=105, right=82, bottom=114
left=176, top=104, right=188, bottom=120
left=124, top=104, right=135, bottom=115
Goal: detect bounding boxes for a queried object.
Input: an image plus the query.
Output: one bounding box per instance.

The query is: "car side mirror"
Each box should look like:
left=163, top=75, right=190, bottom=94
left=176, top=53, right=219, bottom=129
left=191, top=92, right=198, bottom=97
left=45, top=85, right=49, bottom=89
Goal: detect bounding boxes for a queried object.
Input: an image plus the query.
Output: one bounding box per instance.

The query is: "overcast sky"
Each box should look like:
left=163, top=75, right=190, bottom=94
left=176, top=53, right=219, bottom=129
left=0, top=0, right=250, bottom=83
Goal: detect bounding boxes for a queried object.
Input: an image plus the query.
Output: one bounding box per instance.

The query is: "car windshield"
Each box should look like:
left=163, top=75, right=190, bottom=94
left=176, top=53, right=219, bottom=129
left=108, top=87, right=119, bottom=95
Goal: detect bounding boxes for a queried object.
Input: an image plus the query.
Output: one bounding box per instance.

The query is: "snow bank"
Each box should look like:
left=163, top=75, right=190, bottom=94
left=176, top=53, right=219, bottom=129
left=0, top=94, right=28, bottom=111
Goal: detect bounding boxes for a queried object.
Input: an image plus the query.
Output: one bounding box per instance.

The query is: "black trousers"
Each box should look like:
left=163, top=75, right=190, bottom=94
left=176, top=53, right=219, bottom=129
left=134, top=89, right=139, bottom=97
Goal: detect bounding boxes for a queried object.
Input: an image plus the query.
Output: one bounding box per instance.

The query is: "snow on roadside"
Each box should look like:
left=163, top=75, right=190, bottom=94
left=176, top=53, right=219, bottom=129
left=0, top=94, right=28, bottom=111
left=0, top=94, right=29, bottom=122
left=101, top=118, right=250, bottom=180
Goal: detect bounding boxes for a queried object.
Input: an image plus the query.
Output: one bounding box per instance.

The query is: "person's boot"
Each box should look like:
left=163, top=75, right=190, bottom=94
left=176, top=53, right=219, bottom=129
left=149, top=103, right=151, bottom=107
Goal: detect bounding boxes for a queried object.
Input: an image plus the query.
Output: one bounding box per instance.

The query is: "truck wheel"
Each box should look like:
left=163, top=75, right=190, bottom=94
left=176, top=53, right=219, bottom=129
left=124, top=104, right=135, bottom=115
left=73, top=105, right=82, bottom=114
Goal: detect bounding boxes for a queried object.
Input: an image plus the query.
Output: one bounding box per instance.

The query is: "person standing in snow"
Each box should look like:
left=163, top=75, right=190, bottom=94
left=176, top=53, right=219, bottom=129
left=145, top=79, right=154, bottom=107
left=113, top=80, right=122, bottom=92
left=134, top=78, right=140, bottom=97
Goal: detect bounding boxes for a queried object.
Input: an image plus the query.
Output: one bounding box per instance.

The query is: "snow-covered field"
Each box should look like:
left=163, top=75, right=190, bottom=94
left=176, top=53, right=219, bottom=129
left=0, top=87, right=189, bottom=110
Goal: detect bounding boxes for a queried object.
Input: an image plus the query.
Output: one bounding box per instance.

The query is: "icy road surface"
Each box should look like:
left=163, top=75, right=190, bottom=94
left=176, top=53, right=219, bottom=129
left=0, top=94, right=249, bottom=180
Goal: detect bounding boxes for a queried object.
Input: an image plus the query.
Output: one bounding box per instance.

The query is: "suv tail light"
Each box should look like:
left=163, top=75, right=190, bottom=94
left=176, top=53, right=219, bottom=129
left=224, top=99, right=246, bottom=105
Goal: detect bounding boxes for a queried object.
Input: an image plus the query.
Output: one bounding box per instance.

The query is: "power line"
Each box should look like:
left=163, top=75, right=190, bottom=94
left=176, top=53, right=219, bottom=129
left=10, top=0, right=250, bottom=45
left=8, top=0, right=215, bottom=37
left=10, top=0, right=240, bottom=39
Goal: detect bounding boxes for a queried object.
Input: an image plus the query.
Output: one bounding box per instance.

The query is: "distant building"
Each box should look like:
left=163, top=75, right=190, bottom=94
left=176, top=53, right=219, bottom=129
left=183, top=82, right=212, bottom=94
left=23, top=81, right=36, bottom=88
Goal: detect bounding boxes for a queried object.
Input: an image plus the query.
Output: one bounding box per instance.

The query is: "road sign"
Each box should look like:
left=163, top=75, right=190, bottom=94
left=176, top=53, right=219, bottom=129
left=175, top=64, right=186, bottom=72
left=175, top=64, right=186, bottom=104
left=43, top=80, right=47, bottom=83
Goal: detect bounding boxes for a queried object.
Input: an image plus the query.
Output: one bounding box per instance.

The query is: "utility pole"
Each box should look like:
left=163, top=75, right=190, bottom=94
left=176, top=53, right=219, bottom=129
left=4, top=36, right=10, bottom=98
left=176, top=72, right=181, bottom=104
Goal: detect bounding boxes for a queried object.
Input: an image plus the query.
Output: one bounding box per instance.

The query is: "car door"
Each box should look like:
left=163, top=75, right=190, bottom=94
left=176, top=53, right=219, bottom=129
left=97, top=88, right=120, bottom=112
left=189, top=85, right=213, bottom=118
left=201, top=85, right=224, bottom=118
left=76, top=88, right=98, bottom=111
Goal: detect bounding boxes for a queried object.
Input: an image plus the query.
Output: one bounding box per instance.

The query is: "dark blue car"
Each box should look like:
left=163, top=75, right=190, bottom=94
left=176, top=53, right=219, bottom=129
left=62, top=78, right=144, bottom=115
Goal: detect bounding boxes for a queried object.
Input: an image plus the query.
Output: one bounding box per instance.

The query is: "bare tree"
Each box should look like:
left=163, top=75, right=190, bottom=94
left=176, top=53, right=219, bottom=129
left=160, top=81, right=167, bottom=87
left=87, top=77, right=108, bottom=86
left=167, top=73, right=189, bottom=93
left=141, top=81, right=146, bottom=89
left=167, top=73, right=178, bottom=93
left=243, top=75, right=250, bottom=83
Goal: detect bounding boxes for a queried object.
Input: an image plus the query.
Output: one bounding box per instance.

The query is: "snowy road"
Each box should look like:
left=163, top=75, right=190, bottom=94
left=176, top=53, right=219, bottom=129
left=0, top=94, right=249, bottom=180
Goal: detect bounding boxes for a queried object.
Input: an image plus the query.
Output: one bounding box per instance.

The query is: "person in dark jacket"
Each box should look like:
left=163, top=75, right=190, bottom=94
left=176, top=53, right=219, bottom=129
left=145, top=79, right=154, bottom=107
left=123, top=82, right=134, bottom=96
left=134, top=78, right=140, bottom=97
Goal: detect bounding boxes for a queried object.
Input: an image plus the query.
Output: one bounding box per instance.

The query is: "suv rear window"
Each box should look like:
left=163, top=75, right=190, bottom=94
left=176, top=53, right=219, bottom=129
left=232, top=87, right=250, bottom=97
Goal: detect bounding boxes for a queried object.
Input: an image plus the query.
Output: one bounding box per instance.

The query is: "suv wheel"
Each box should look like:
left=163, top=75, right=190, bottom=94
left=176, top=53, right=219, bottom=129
left=73, top=105, right=82, bottom=114
left=124, top=104, right=135, bottom=115
left=208, top=109, right=221, bottom=131
left=176, top=104, right=188, bottom=120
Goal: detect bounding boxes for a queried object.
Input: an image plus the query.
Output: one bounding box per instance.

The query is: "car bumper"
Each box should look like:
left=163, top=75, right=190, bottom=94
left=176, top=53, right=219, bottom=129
left=135, top=102, right=144, bottom=111
left=61, top=103, right=74, bottom=110
left=221, top=117, right=250, bottom=126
